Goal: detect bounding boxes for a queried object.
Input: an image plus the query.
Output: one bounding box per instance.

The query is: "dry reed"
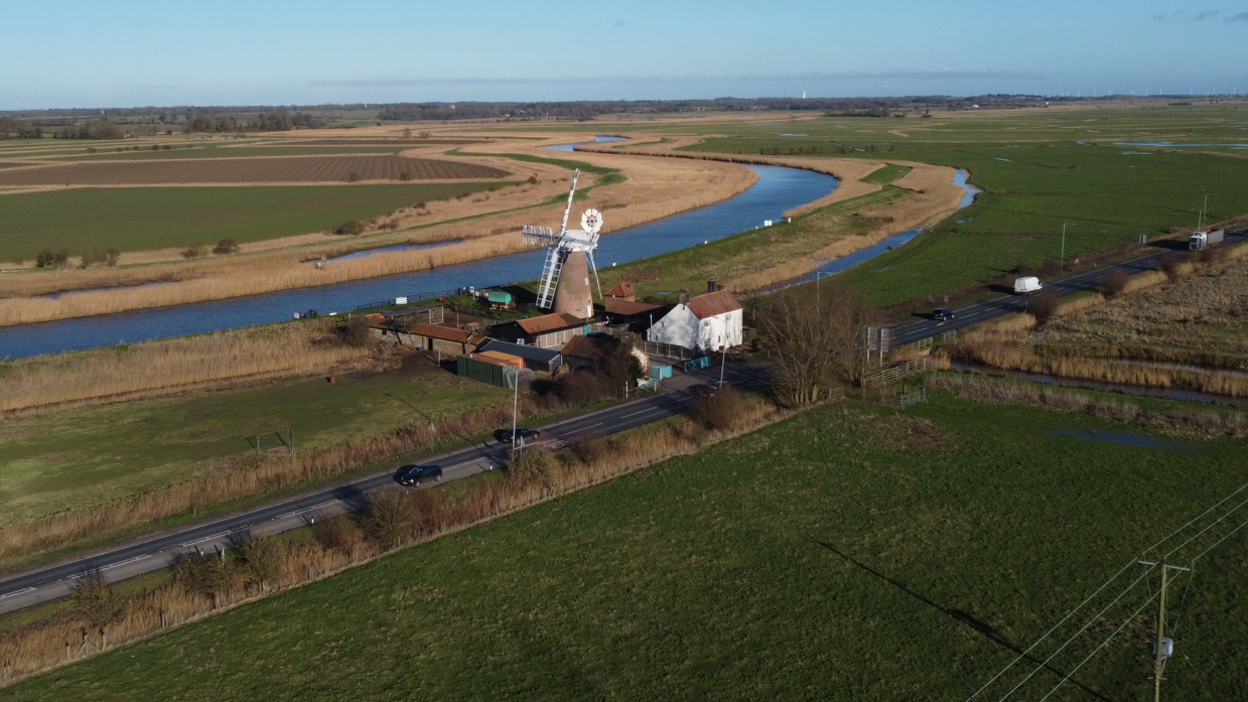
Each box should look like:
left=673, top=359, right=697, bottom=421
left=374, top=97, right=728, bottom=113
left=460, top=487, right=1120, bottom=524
left=0, top=322, right=371, bottom=416
left=0, top=396, right=796, bottom=686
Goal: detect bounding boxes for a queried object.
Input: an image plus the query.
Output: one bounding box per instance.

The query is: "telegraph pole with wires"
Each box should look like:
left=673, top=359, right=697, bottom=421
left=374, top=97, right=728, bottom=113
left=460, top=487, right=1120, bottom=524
left=1137, top=560, right=1191, bottom=702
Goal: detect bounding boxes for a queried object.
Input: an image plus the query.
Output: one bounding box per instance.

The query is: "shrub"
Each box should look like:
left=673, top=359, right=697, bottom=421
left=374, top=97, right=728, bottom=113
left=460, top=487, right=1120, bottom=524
left=690, top=386, right=744, bottom=431
left=236, top=533, right=285, bottom=592
left=35, top=247, right=70, bottom=268
left=181, top=243, right=206, bottom=259
left=555, top=370, right=613, bottom=405
left=507, top=447, right=555, bottom=482
left=334, top=220, right=366, bottom=236
left=336, top=315, right=373, bottom=347
left=1026, top=290, right=1061, bottom=325
left=80, top=248, right=119, bottom=268
left=360, top=491, right=414, bottom=550
left=172, top=552, right=238, bottom=606
left=527, top=174, right=538, bottom=185
left=1159, top=251, right=1181, bottom=278
left=1100, top=269, right=1130, bottom=297
left=398, top=171, right=413, bottom=182
left=313, top=518, right=364, bottom=553
left=346, top=171, right=361, bottom=183
left=212, top=237, right=240, bottom=255
left=72, top=570, right=122, bottom=625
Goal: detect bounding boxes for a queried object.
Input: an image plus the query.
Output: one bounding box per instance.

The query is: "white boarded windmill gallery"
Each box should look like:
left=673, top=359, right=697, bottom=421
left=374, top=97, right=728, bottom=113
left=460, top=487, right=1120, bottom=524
left=520, top=169, right=603, bottom=319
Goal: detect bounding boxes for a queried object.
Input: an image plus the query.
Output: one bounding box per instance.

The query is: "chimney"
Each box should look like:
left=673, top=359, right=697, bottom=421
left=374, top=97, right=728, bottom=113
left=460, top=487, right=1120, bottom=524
left=678, top=289, right=689, bottom=305
left=707, top=280, right=718, bottom=293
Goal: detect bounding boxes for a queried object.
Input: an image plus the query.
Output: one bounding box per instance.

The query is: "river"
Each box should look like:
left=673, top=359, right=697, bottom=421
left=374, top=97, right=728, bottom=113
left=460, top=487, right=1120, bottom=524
left=0, top=158, right=836, bottom=359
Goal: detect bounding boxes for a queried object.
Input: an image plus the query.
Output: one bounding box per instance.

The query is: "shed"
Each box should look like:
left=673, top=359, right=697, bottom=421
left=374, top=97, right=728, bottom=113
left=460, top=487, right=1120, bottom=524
left=477, top=339, right=563, bottom=374
left=490, top=312, right=589, bottom=348
left=605, top=282, right=636, bottom=301
left=603, top=298, right=663, bottom=332
left=457, top=352, right=522, bottom=387
left=411, top=323, right=474, bottom=356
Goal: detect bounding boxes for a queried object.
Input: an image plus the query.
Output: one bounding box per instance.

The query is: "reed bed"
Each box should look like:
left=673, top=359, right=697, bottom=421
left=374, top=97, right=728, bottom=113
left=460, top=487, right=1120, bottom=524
left=0, top=323, right=369, bottom=416
left=0, top=397, right=794, bottom=686
left=926, top=373, right=1248, bottom=438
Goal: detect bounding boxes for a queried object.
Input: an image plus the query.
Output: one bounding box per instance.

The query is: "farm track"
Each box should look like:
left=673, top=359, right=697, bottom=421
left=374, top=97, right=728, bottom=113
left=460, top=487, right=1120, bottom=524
left=0, top=155, right=507, bottom=186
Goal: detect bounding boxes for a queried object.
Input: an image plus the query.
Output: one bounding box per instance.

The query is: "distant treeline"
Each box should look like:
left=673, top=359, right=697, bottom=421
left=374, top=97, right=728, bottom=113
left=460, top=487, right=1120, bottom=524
left=183, top=109, right=327, bottom=134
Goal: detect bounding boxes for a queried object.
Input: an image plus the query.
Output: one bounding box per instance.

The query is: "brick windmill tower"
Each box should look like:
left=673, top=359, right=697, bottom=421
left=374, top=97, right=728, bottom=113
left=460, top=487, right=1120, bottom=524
left=520, top=170, right=603, bottom=319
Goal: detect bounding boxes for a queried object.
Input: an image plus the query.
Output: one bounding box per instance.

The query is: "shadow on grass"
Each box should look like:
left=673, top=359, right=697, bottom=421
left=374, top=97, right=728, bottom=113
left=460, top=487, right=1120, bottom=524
left=811, top=539, right=1119, bottom=702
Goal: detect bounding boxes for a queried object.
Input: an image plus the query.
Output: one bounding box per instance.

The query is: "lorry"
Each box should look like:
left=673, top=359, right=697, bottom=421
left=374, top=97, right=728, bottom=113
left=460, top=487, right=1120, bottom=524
left=1189, top=229, right=1224, bottom=251
left=1013, top=276, right=1043, bottom=295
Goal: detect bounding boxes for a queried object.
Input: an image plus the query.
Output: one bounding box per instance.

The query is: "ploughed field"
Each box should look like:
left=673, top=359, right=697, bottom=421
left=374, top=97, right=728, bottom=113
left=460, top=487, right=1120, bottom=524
left=0, top=155, right=507, bottom=186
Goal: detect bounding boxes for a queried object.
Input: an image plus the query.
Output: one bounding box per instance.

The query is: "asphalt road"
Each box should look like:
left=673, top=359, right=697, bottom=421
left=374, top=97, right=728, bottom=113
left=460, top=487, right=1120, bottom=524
left=890, top=229, right=1248, bottom=346
left=0, top=364, right=764, bottom=614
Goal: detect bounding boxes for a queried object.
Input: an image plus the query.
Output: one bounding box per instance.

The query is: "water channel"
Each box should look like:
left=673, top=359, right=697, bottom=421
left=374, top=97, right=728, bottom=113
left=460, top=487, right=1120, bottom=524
left=0, top=147, right=980, bottom=360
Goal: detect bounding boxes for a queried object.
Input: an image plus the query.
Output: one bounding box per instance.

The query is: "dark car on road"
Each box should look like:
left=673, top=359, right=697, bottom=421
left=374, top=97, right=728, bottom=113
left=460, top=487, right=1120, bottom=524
left=395, top=463, right=442, bottom=486
left=497, top=427, right=540, bottom=443
left=932, top=307, right=955, bottom=321
left=689, top=380, right=729, bottom=398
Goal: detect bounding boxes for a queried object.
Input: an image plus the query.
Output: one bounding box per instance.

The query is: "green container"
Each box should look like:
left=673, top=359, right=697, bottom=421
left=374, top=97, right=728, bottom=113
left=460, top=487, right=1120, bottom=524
left=456, top=356, right=507, bottom=387
left=487, top=290, right=513, bottom=305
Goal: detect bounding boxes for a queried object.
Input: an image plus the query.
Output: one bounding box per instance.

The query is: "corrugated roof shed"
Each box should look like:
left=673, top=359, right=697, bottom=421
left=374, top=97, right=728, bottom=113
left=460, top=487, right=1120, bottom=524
left=412, top=323, right=471, bottom=343
left=516, top=313, right=584, bottom=335
left=477, top=339, right=562, bottom=364
left=686, top=291, right=742, bottom=320
left=605, top=299, right=662, bottom=317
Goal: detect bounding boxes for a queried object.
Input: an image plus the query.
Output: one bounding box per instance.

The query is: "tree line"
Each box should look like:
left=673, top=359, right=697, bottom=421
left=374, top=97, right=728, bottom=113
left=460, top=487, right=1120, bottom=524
left=183, top=109, right=326, bottom=133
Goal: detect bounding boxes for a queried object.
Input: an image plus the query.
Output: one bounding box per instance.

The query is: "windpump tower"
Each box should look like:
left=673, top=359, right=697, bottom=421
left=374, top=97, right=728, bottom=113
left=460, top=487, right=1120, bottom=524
left=520, top=170, right=604, bottom=319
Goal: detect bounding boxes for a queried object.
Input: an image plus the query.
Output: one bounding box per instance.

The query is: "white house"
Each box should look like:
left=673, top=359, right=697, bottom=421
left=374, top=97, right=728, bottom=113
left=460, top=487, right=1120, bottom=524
left=647, top=290, right=743, bottom=352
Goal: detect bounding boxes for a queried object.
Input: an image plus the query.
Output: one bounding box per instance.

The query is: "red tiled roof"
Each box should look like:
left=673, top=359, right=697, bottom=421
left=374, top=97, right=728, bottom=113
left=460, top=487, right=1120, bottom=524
left=604, top=299, right=662, bottom=317
left=412, top=323, right=471, bottom=343
left=686, top=291, right=742, bottom=320
left=605, top=282, right=635, bottom=298
left=516, top=313, right=584, bottom=335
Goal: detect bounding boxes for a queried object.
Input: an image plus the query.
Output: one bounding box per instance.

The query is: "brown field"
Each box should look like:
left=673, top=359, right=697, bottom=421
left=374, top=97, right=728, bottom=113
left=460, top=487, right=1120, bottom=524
left=0, top=155, right=507, bottom=186
left=272, top=139, right=479, bottom=147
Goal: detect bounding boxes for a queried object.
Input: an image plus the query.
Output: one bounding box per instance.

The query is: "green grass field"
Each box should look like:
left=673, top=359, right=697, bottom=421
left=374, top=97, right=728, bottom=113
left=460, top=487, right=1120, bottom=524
left=668, top=105, right=1248, bottom=305
left=0, top=360, right=507, bottom=523
left=8, top=388, right=1245, bottom=701
left=0, top=182, right=500, bottom=262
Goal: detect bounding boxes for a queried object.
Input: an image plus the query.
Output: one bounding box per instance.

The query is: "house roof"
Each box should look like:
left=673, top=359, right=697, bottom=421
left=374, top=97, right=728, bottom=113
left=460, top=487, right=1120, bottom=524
left=604, top=299, right=662, bottom=317
left=412, top=323, right=471, bottom=343
left=477, top=339, right=563, bottom=364
left=605, top=282, right=635, bottom=298
left=516, top=312, right=584, bottom=335
left=686, top=290, right=742, bottom=320
left=561, top=334, right=618, bottom=361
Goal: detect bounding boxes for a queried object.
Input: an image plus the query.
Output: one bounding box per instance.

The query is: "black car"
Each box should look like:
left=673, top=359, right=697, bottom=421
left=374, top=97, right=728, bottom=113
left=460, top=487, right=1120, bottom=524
left=689, top=380, right=729, bottom=398
left=497, top=427, right=540, bottom=444
left=395, top=463, right=442, bottom=486
left=932, top=307, right=955, bottom=321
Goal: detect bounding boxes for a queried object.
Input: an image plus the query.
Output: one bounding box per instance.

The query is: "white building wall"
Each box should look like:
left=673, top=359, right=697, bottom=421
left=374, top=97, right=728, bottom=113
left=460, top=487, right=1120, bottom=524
left=649, top=305, right=743, bottom=353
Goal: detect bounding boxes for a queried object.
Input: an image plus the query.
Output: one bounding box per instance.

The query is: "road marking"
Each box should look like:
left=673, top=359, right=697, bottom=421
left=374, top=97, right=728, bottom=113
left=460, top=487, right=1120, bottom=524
left=0, top=587, right=35, bottom=600
left=566, top=423, right=604, bottom=434
left=101, top=554, right=151, bottom=571
left=179, top=531, right=230, bottom=547
left=621, top=409, right=652, bottom=419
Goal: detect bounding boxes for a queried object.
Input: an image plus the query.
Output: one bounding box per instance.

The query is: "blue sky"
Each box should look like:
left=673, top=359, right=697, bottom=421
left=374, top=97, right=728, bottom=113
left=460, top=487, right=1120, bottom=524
left=4, top=0, right=1247, bottom=109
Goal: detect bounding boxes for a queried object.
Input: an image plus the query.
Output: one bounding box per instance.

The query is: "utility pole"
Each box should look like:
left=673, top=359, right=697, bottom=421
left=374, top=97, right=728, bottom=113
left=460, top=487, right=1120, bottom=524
left=1138, top=560, right=1191, bottom=702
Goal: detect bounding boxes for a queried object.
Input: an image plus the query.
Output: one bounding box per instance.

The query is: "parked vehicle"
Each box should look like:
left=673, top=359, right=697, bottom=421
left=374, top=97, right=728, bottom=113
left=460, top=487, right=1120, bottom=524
left=497, top=427, right=540, bottom=443
left=932, top=307, right=955, bottom=321
left=1189, top=229, right=1224, bottom=251
left=1013, top=276, right=1043, bottom=295
left=395, top=463, right=442, bottom=486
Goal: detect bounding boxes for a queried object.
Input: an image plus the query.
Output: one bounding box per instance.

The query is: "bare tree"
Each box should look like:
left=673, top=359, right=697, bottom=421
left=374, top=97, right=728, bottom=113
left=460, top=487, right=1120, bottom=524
left=360, top=491, right=414, bottom=551
left=237, top=533, right=285, bottom=593
left=757, top=285, right=873, bottom=405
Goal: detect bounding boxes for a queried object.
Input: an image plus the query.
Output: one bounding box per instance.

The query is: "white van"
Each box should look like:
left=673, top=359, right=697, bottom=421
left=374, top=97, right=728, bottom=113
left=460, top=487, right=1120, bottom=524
left=1013, top=276, right=1043, bottom=295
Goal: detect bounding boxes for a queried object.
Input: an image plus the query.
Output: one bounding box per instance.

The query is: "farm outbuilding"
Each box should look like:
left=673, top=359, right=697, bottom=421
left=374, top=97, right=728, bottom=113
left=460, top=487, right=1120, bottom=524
left=410, top=324, right=477, bottom=356
left=490, top=312, right=590, bottom=349
left=603, top=298, right=664, bottom=332
left=476, top=339, right=563, bottom=374
left=646, top=290, right=743, bottom=353
left=457, top=351, right=524, bottom=387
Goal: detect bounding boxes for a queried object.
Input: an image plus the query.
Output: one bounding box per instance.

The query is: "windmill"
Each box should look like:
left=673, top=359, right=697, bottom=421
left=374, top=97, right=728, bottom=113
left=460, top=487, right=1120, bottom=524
left=520, top=169, right=604, bottom=318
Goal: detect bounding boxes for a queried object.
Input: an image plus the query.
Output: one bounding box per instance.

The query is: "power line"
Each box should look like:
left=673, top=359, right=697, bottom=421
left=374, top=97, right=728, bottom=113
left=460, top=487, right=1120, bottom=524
left=1163, top=493, right=1248, bottom=560
left=1036, top=592, right=1160, bottom=702
left=995, top=567, right=1155, bottom=702
left=969, top=479, right=1248, bottom=701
